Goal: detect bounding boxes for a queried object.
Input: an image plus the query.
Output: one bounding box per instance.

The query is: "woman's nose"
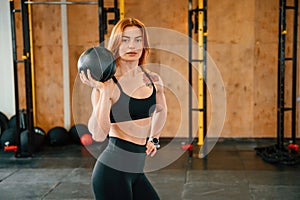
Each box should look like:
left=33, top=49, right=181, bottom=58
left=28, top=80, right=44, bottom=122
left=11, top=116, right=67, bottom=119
left=128, top=41, right=135, bottom=49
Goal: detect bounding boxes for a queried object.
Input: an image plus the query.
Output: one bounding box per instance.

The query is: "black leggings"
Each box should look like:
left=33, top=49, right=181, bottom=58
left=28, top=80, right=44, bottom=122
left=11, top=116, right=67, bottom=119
left=92, top=137, right=160, bottom=200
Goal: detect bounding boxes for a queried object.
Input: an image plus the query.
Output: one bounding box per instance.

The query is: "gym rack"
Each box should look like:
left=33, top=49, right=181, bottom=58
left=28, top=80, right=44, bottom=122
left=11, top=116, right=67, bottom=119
left=255, top=0, right=300, bottom=165
left=184, top=0, right=208, bottom=157
left=8, top=0, right=122, bottom=157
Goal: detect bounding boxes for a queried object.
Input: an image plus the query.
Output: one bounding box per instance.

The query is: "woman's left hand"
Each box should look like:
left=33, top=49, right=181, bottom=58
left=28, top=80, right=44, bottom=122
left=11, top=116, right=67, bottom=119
left=146, top=141, right=157, bottom=157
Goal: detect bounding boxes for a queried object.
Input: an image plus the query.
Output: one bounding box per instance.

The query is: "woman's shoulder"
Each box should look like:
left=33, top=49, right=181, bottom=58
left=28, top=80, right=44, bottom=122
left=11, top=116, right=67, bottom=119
left=144, top=70, right=162, bottom=83
left=142, top=70, right=164, bottom=93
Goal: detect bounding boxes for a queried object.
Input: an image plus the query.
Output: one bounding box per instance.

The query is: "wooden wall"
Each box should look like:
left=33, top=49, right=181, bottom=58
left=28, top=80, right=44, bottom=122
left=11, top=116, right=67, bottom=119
left=12, top=0, right=300, bottom=138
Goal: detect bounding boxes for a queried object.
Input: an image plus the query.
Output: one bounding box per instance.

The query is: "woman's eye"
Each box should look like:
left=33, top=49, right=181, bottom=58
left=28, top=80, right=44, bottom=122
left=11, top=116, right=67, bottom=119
left=122, top=38, right=129, bottom=43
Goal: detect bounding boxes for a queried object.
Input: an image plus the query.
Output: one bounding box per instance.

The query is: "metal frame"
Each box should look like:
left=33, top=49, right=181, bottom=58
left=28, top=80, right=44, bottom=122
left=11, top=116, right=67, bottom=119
left=23, top=1, right=120, bottom=44
left=9, top=1, right=22, bottom=156
left=9, top=0, right=121, bottom=157
left=277, top=0, right=298, bottom=150
left=187, top=0, right=207, bottom=157
left=256, top=0, right=299, bottom=165
left=20, top=0, right=34, bottom=157
left=25, top=1, right=98, bottom=5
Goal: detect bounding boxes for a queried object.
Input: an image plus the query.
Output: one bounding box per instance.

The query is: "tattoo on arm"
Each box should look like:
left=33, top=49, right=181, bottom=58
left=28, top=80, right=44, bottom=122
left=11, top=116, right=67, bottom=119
left=143, top=73, right=159, bottom=86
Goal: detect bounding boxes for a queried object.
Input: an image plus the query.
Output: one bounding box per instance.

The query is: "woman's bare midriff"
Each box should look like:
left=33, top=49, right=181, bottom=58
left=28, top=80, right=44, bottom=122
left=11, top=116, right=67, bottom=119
left=109, top=117, right=152, bottom=145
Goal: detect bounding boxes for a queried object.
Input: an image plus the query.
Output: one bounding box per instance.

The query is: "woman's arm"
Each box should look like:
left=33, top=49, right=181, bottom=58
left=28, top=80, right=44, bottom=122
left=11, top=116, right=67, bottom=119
left=80, top=70, right=113, bottom=142
left=145, top=73, right=167, bottom=157
left=88, top=88, right=112, bottom=142
left=150, top=74, right=167, bottom=139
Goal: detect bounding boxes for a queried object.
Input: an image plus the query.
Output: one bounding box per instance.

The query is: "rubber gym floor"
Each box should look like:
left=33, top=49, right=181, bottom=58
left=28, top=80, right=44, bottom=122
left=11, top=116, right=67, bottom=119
left=1, top=138, right=300, bottom=200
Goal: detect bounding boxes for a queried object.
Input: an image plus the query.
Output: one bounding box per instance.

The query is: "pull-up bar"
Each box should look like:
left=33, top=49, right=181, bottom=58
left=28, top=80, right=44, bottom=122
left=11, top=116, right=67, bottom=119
left=25, top=1, right=98, bottom=5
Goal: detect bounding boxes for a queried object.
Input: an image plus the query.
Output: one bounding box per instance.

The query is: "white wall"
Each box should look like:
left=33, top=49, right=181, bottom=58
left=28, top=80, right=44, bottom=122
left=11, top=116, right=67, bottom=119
left=0, top=0, right=15, bottom=118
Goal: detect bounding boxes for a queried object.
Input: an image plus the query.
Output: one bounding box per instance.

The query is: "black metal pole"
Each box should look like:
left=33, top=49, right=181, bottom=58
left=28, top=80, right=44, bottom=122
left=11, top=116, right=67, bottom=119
left=277, top=0, right=286, bottom=150
left=202, top=0, right=208, bottom=157
left=255, top=0, right=299, bottom=164
left=188, top=0, right=193, bottom=149
left=98, top=0, right=105, bottom=45
left=10, top=0, right=21, bottom=155
left=291, top=0, right=298, bottom=144
left=114, top=0, right=119, bottom=24
left=20, top=0, right=34, bottom=157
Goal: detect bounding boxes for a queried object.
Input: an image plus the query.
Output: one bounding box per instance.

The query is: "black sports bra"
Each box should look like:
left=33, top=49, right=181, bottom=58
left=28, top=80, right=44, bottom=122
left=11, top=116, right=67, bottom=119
left=110, top=69, right=156, bottom=123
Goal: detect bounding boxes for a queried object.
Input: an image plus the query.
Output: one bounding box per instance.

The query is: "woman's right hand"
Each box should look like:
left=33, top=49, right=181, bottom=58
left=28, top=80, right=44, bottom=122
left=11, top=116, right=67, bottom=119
left=79, top=69, right=113, bottom=92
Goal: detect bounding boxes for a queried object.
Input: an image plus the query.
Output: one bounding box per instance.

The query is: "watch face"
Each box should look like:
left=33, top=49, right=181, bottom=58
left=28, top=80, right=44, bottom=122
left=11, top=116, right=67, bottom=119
left=152, top=138, right=159, bottom=144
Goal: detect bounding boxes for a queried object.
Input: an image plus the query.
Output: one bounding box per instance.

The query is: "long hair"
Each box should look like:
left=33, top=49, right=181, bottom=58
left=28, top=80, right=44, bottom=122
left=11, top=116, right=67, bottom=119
left=107, top=18, right=150, bottom=66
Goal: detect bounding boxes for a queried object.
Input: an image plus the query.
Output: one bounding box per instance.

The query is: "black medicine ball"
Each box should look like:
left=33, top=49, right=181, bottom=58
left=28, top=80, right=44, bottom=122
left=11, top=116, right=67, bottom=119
left=77, top=46, right=116, bottom=82
left=0, top=112, right=9, bottom=137
left=0, top=128, right=17, bottom=149
left=20, top=127, right=46, bottom=153
left=47, top=126, right=70, bottom=146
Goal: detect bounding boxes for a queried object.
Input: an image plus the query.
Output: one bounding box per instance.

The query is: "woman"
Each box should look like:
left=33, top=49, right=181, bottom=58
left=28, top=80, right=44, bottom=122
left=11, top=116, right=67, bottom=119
left=80, top=18, right=167, bottom=200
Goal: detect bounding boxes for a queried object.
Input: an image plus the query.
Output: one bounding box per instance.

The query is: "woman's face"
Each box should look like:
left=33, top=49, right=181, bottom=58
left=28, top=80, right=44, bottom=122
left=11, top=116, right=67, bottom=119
left=118, top=26, right=143, bottom=62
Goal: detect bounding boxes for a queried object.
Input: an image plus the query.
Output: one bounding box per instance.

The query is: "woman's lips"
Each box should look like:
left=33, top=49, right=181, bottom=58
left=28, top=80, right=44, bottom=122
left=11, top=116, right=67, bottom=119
left=126, top=52, right=137, bottom=56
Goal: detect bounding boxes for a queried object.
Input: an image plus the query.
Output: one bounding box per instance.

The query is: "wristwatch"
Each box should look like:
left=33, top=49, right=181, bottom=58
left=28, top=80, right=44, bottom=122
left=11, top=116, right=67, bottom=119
left=148, top=137, right=160, bottom=149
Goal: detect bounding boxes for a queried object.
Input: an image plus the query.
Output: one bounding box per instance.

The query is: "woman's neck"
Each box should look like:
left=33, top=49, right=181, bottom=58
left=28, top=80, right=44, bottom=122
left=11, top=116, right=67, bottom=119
left=118, top=59, right=140, bottom=76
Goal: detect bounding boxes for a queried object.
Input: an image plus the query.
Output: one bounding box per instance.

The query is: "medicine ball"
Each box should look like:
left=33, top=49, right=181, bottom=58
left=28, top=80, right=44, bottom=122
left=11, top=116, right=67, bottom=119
left=69, top=124, right=90, bottom=144
left=0, top=112, right=9, bottom=137
left=20, top=127, right=46, bottom=153
left=0, top=128, right=17, bottom=149
left=47, top=126, right=70, bottom=146
left=77, top=46, right=116, bottom=82
left=80, top=133, right=93, bottom=146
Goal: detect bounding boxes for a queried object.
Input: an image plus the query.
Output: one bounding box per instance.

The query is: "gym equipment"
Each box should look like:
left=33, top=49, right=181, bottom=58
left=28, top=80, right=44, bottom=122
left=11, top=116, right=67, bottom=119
left=69, top=124, right=90, bottom=144
left=47, top=126, right=70, bottom=146
left=80, top=133, right=93, bottom=146
left=288, top=143, right=299, bottom=153
left=0, top=128, right=17, bottom=149
left=9, top=0, right=121, bottom=157
left=8, top=110, right=27, bottom=131
left=78, top=46, right=116, bottom=82
left=9, top=1, right=27, bottom=157
left=255, top=0, right=299, bottom=165
left=4, top=142, right=18, bottom=152
left=25, top=1, right=98, bottom=5
left=0, top=112, right=9, bottom=137
left=186, top=0, right=208, bottom=157
left=20, top=127, right=46, bottom=153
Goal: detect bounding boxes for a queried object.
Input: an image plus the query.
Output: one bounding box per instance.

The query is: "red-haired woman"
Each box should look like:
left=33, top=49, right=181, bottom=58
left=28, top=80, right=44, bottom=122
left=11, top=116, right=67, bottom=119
left=80, top=18, right=167, bottom=200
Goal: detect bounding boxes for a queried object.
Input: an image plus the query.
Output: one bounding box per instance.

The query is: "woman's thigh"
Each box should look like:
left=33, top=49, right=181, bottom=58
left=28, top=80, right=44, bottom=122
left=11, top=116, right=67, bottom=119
left=132, top=174, right=160, bottom=200
left=92, top=161, right=133, bottom=200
